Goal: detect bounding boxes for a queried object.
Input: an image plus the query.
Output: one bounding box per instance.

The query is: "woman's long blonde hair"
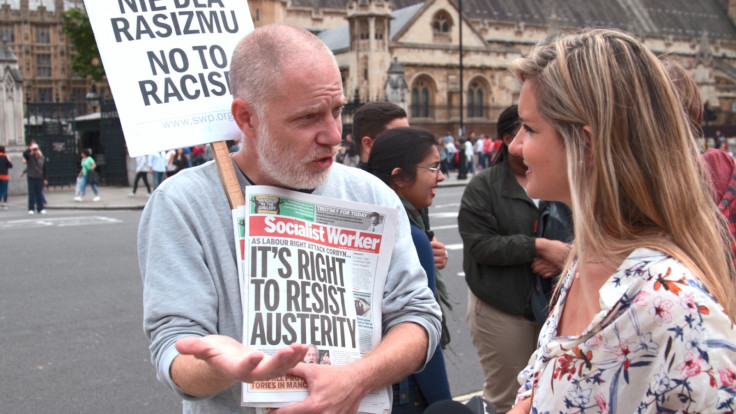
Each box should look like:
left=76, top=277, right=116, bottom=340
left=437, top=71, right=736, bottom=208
left=511, top=29, right=736, bottom=320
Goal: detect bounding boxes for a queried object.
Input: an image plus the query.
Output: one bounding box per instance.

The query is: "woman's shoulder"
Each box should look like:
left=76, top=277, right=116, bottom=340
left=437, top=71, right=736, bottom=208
left=606, top=248, right=723, bottom=307
left=604, top=248, right=735, bottom=346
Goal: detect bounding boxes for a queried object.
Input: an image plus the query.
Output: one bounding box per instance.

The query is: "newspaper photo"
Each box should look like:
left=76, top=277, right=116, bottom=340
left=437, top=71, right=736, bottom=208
left=232, top=186, right=399, bottom=413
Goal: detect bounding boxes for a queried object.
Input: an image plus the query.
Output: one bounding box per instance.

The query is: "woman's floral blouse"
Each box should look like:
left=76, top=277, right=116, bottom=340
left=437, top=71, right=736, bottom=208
left=515, top=248, right=736, bottom=413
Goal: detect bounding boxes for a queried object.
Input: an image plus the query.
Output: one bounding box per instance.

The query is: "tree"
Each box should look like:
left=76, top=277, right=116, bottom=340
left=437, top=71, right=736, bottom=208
left=62, top=6, right=105, bottom=82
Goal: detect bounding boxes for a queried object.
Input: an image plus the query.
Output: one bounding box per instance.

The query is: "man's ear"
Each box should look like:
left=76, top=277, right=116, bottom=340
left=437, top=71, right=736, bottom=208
left=232, top=98, right=257, bottom=138
left=361, top=136, right=374, bottom=155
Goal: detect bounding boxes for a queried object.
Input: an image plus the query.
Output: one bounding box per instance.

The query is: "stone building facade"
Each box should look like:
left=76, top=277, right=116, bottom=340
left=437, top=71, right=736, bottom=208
left=3, top=0, right=736, bottom=140
left=252, top=0, right=736, bottom=137
left=0, top=0, right=92, bottom=114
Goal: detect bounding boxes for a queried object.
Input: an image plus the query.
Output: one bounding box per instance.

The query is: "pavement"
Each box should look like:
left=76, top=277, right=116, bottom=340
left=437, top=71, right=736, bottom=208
left=6, top=185, right=150, bottom=211
left=5, top=174, right=473, bottom=212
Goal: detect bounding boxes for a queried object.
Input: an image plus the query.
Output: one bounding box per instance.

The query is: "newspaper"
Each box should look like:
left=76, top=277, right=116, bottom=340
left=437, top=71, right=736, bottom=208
left=232, top=186, right=399, bottom=414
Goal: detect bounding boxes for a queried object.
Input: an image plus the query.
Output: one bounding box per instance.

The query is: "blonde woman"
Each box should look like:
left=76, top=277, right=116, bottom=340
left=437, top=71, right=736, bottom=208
left=508, top=29, right=736, bottom=413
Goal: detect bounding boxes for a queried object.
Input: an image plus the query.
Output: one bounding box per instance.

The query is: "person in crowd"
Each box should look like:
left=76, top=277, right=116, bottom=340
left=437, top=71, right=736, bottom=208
left=663, top=58, right=736, bottom=263
left=458, top=105, right=571, bottom=412
left=353, top=101, right=452, bottom=347
left=21, top=140, right=47, bottom=205
left=364, top=126, right=452, bottom=412
left=25, top=143, right=46, bottom=214
left=129, top=155, right=151, bottom=197
left=462, top=134, right=475, bottom=178
left=507, top=29, right=736, bottom=413
left=715, top=129, right=726, bottom=149
left=169, top=148, right=190, bottom=176
left=446, top=138, right=458, bottom=172
left=443, top=131, right=454, bottom=146
left=203, top=142, right=215, bottom=162
left=482, top=133, right=493, bottom=170
left=474, top=132, right=485, bottom=170
left=491, top=136, right=503, bottom=163
left=138, top=23, right=441, bottom=414
left=165, top=148, right=178, bottom=178
left=437, top=137, right=449, bottom=175
left=75, top=149, right=100, bottom=202
left=191, top=145, right=206, bottom=166
left=149, top=150, right=167, bottom=190
left=352, top=102, right=409, bottom=168
left=0, top=145, right=12, bottom=209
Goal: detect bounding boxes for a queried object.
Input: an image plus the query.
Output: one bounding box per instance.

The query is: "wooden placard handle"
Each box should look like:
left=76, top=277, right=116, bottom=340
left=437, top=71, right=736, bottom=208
left=211, top=141, right=245, bottom=208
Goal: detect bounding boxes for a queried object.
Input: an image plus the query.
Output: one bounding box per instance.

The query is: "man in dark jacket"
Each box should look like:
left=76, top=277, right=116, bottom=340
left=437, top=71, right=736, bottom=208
left=25, top=142, right=47, bottom=214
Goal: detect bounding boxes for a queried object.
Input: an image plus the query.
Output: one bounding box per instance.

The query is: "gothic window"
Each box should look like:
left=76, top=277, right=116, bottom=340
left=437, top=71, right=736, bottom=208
left=411, top=79, right=430, bottom=118
left=71, top=87, right=87, bottom=113
left=432, top=11, right=452, bottom=40
left=0, top=26, right=14, bottom=42
left=359, top=21, right=369, bottom=40
left=35, top=26, right=50, bottom=44
left=37, top=54, right=51, bottom=78
left=468, top=82, right=485, bottom=118
left=375, top=22, right=384, bottom=40
left=38, top=88, right=53, bottom=103
left=5, top=76, right=14, bottom=98
left=72, top=88, right=87, bottom=103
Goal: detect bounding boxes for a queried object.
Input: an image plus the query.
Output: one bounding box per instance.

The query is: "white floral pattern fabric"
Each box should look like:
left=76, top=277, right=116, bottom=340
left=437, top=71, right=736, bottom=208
left=516, top=248, right=736, bottom=413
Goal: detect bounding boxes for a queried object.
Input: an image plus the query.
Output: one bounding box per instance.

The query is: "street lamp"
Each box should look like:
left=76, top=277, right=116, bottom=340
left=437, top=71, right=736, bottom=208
left=85, top=85, right=100, bottom=110
left=458, top=0, right=464, bottom=139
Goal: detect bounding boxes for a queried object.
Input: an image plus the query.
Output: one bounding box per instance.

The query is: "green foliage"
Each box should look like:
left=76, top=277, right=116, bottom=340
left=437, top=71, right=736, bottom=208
left=62, top=6, right=105, bottom=82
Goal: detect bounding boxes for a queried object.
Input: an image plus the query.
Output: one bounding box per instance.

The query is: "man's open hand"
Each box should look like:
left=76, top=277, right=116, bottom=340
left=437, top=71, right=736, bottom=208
left=176, top=335, right=309, bottom=383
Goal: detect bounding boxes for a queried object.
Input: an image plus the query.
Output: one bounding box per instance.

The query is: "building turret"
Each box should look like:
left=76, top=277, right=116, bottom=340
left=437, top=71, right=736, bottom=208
left=346, top=0, right=392, bottom=102
left=0, top=38, right=24, bottom=146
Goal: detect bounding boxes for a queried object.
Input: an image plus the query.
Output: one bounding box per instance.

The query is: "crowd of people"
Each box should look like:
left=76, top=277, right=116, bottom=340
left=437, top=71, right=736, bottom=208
left=127, top=142, right=242, bottom=197
left=339, top=128, right=506, bottom=181
left=132, top=24, right=736, bottom=414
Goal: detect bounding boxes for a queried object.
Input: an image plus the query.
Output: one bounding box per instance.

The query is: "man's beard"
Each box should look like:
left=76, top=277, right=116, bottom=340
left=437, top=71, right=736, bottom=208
left=255, top=119, right=334, bottom=190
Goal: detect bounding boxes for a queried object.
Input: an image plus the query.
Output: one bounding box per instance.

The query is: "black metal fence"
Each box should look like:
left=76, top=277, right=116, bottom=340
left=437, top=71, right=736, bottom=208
left=99, top=101, right=128, bottom=186
left=26, top=99, right=130, bottom=188
left=26, top=103, right=78, bottom=187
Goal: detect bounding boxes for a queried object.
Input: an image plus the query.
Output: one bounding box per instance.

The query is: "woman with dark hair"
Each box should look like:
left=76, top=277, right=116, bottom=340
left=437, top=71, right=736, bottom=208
left=458, top=105, right=571, bottom=412
left=364, top=126, right=451, bottom=413
left=170, top=148, right=190, bottom=176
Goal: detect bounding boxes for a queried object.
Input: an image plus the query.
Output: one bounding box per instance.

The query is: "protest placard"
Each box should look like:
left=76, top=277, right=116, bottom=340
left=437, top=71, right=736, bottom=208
left=84, top=0, right=253, bottom=156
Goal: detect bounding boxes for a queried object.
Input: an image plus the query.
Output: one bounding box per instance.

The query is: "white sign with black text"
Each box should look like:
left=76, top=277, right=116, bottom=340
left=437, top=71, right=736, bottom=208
left=84, top=0, right=253, bottom=156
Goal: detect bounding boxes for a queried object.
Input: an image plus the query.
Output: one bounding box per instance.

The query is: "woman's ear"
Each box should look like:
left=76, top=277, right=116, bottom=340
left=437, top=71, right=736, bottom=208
left=390, top=167, right=405, bottom=188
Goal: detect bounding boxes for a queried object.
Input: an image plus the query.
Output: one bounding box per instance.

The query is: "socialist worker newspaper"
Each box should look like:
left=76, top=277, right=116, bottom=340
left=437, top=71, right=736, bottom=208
left=232, top=186, right=399, bottom=414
